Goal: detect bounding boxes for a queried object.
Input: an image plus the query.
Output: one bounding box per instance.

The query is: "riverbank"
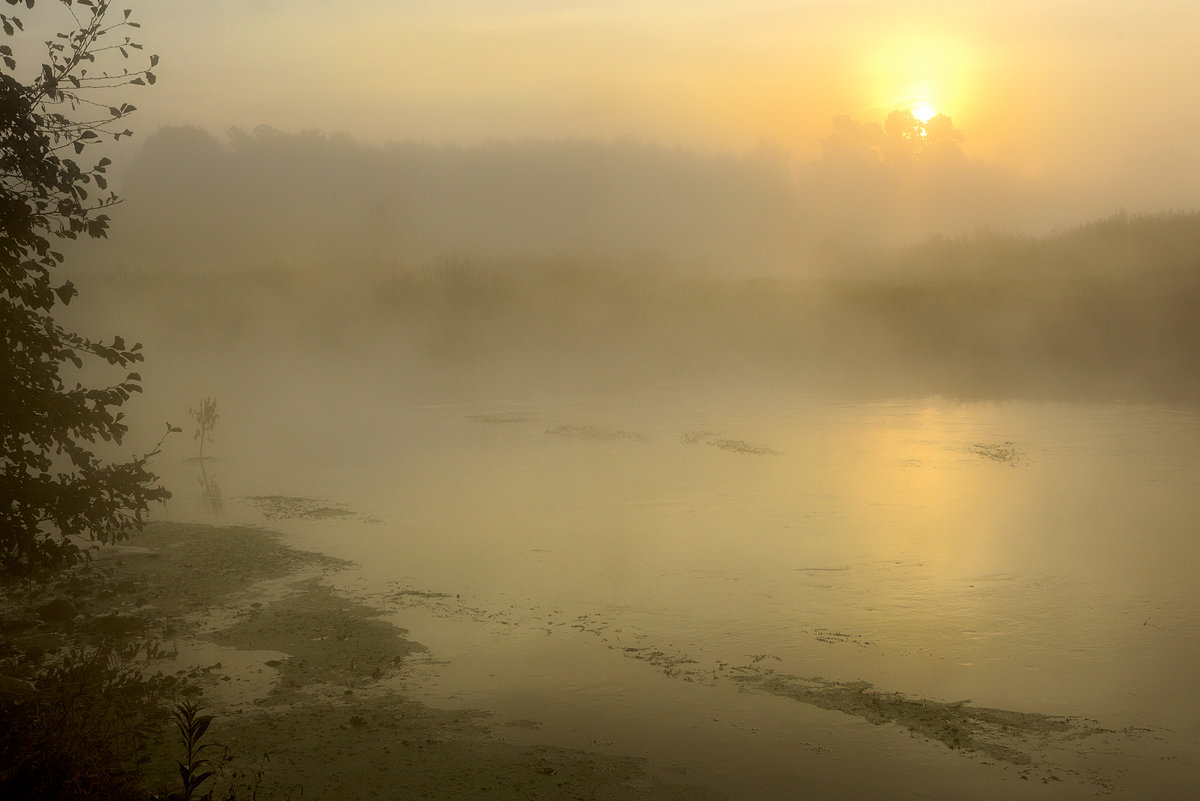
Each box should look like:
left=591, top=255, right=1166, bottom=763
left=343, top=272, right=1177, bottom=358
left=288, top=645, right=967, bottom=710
left=1, top=522, right=726, bottom=800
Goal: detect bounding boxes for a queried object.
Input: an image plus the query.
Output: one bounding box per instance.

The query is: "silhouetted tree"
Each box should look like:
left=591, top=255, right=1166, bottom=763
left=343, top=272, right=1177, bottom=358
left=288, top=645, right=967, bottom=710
left=820, top=109, right=966, bottom=170
left=919, top=113, right=967, bottom=167
left=880, top=109, right=926, bottom=168
left=1, top=0, right=167, bottom=577
left=820, top=114, right=887, bottom=167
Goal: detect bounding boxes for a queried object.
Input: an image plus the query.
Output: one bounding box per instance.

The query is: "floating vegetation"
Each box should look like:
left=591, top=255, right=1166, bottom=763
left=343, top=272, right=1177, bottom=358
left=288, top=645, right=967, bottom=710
left=810, top=628, right=872, bottom=647
left=620, top=646, right=701, bottom=679
left=681, top=430, right=781, bottom=455
left=465, top=413, right=538, bottom=424
left=970, top=441, right=1025, bottom=464
left=391, top=589, right=457, bottom=600
left=545, top=424, right=652, bottom=442
left=238, top=495, right=379, bottom=524
left=709, top=438, right=781, bottom=456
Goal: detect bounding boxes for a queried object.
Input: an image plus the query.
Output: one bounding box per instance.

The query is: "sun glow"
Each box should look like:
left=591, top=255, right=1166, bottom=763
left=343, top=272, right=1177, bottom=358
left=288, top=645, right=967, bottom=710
left=863, top=34, right=975, bottom=130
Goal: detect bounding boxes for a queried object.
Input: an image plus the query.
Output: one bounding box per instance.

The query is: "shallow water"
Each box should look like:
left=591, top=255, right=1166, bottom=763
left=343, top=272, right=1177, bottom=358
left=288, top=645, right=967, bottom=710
left=154, top=389, right=1200, bottom=799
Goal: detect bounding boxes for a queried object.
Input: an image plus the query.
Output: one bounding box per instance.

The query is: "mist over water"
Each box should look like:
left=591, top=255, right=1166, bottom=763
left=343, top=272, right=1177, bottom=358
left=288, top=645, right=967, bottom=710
left=58, top=124, right=1200, bottom=799
left=63, top=125, right=1199, bottom=410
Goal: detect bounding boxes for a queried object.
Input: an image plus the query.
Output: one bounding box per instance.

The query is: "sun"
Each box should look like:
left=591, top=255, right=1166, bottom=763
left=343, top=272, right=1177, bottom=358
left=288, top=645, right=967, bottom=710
left=912, top=102, right=937, bottom=123
left=863, top=34, right=975, bottom=128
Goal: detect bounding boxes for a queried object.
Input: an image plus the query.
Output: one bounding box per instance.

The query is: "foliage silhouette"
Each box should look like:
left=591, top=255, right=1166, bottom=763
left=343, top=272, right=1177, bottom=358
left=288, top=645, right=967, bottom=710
left=0, top=643, right=179, bottom=801
left=168, top=701, right=219, bottom=801
left=152, top=700, right=265, bottom=801
left=1, top=0, right=167, bottom=577
left=189, top=397, right=218, bottom=461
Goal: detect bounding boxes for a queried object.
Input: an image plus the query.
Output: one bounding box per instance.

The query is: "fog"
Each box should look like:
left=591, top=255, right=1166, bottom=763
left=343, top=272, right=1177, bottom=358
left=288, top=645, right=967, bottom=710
left=46, top=116, right=1197, bottom=798
left=103, top=119, right=1193, bottom=267
left=58, top=122, right=1199, bottom=408
left=22, top=3, right=1200, bottom=799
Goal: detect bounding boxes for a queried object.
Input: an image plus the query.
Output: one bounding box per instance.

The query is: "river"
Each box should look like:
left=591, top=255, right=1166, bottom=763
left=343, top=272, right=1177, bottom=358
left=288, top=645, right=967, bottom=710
left=151, top=385, right=1200, bottom=800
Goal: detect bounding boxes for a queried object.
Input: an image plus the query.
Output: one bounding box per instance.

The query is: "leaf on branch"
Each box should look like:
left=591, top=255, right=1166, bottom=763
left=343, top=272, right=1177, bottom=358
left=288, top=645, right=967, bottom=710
left=150, top=53, right=158, bottom=67
left=145, top=71, right=155, bottom=84
left=55, top=283, right=78, bottom=304
left=130, top=77, right=144, bottom=85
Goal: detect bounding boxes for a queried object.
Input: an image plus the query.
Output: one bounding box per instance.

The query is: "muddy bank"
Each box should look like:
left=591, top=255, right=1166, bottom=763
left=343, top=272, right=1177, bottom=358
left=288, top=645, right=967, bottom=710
left=733, top=672, right=1081, bottom=770
left=4, top=517, right=1178, bottom=799
left=3, top=522, right=726, bottom=800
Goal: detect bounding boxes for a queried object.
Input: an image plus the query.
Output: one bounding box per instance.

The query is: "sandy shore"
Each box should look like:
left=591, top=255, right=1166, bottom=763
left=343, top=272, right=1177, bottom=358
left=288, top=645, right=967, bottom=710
left=4, top=522, right=727, bottom=800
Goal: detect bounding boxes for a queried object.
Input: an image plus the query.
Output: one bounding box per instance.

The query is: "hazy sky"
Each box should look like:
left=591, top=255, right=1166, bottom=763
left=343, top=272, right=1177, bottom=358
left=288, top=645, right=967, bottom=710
left=23, top=1, right=1200, bottom=198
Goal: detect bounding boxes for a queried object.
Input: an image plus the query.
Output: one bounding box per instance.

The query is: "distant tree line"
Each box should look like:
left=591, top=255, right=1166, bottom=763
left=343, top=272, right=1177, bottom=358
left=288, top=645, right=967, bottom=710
left=100, top=114, right=1058, bottom=275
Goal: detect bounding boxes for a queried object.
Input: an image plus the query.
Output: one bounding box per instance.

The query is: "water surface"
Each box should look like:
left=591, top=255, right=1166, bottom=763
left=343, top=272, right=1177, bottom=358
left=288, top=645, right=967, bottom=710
left=155, top=390, right=1200, bottom=799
